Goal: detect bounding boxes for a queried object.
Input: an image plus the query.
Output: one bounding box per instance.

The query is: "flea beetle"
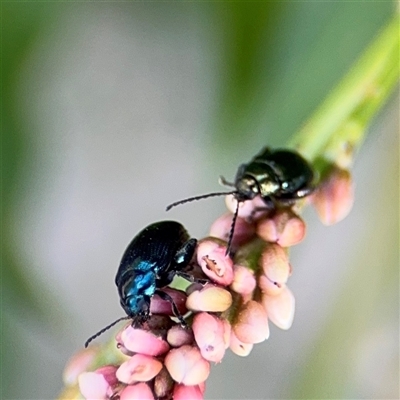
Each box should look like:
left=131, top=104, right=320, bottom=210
left=85, top=221, right=198, bottom=347
left=166, top=147, right=314, bottom=254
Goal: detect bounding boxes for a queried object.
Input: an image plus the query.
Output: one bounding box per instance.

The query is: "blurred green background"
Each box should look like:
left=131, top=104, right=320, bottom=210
left=2, top=3, right=398, bottom=399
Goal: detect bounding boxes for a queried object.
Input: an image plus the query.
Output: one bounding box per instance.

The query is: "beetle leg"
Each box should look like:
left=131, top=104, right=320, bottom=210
left=175, top=270, right=209, bottom=285
left=156, top=270, right=175, bottom=288
left=276, top=185, right=315, bottom=202
left=246, top=206, right=272, bottom=222
left=293, top=186, right=315, bottom=198
left=274, top=197, right=297, bottom=207
left=252, top=146, right=272, bottom=160
left=155, top=289, right=187, bottom=328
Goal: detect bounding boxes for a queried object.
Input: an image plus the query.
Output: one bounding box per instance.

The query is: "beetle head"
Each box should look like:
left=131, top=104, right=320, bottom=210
left=235, top=176, right=259, bottom=201
left=122, top=294, right=151, bottom=319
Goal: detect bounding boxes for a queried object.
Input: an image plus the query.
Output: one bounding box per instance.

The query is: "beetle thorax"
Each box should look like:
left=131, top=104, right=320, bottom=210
left=258, top=179, right=280, bottom=197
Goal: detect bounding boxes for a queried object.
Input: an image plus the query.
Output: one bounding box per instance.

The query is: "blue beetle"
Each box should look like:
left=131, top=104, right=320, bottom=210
left=85, top=221, right=198, bottom=347
left=166, top=147, right=315, bottom=254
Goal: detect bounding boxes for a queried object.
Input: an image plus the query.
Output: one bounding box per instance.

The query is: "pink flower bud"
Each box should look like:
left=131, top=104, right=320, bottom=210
left=95, top=366, right=119, bottom=386
left=173, top=384, right=204, bottom=400
left=257, top=209, right=306, bottom=247
left=222, top=318, right=232, bottom=349
left=192, top=313, right=226, bottom=363
left=225, top=194, right=268, bottom=220
left=167, top=325, right=194, bottom=347
left=151, top=287, right=188, bottom=316
left=196, top=239, right=220, bottom=256
left=120, top=326, right=170, bottom=356
left=241, top=292, right=254, bottom=303
left=230, top=265, right=256, bottom=295
left=261, top=243, right=290, bottom=285
left=262, top=286, right=295, bottom=330
left=116, top=354, right=163, bottom=384
left=233, top=300, right=269, bottom=344
left=210, top=213, right=255, bottom=249
left=229, top=331, right=253, bottom=357
left=165, top=345, right=210, bottom=386
left=78, top=366, right=118, bottom=400
left=78, top=372, right=108, bottom=400
left=186, top=285, right=232, bottom=312
left=116, top=322, right=134, bottom=356
left=198, top=381, right=206, bottom=394
left=197, top=241, right=234, bottom=285
left=154, top=368, right=174, bottom=398
left=63, top=346, right=98, bottom=386
left=258, top=275, right=285, bottom=296
left=119, top=383, right=155, bottom=400
left=312, top=167, right=354, bottom=225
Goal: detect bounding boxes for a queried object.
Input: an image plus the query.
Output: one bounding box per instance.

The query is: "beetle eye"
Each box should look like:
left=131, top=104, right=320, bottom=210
left=236, top=177, right=258, bottom=199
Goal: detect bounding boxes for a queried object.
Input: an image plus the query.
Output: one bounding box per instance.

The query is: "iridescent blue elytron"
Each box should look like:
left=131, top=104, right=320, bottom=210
left=84, top=220, right=198, bottom=347
left=166, top=147, right=315, bottom=253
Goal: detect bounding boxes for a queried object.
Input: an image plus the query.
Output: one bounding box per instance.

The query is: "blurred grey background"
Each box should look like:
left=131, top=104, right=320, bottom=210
left=2, top=3, right=398, bottom=400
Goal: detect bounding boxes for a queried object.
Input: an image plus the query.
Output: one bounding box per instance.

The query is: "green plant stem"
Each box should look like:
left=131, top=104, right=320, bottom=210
left=288, top=13, right=399, bottom=167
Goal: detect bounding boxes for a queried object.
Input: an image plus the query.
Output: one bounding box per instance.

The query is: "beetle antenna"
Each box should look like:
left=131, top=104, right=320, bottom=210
left=166, top=191, right=236, bottom=211
left=225, top=200, right=240, bottom=256
left=84, top=316, right=130, bottom=348
left=218, top=176, right=235, bottom=187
